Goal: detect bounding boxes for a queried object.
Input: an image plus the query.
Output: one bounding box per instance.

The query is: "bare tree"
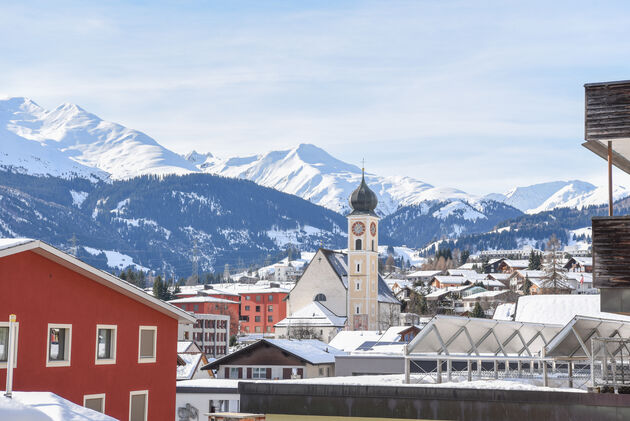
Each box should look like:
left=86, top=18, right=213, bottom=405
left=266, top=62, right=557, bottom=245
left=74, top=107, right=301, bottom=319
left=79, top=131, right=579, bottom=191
left=541, top=234, right=569, bottom=294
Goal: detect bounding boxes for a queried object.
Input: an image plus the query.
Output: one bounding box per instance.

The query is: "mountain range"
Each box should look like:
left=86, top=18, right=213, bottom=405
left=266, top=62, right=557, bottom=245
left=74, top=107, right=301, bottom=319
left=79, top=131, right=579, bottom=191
left=2, top=97, right=626, bottom=216
left=0, top=96, right=622, bottom=273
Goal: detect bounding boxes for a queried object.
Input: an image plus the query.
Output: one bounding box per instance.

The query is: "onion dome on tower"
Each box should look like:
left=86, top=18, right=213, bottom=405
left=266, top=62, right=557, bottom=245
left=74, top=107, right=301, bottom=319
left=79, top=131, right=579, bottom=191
left=348, top=168, right=378, bottom=216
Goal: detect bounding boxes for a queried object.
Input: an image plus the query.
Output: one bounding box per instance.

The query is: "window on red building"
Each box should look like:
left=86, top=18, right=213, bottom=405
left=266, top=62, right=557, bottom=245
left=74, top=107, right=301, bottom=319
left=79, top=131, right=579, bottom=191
left=255, top=316, right=261, bottom=322
left=268, top=305, right=273, bottom=312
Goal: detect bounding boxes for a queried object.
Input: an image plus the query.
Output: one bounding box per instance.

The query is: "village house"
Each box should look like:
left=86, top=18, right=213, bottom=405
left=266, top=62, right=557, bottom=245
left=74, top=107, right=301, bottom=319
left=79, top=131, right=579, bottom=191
left=202, top=338, right=345, bottom=380
left=563, top=256, right=593, bottom=273
left=0, top=238, right=195, bottom=421
left=498, top=259, right=529, bottom=273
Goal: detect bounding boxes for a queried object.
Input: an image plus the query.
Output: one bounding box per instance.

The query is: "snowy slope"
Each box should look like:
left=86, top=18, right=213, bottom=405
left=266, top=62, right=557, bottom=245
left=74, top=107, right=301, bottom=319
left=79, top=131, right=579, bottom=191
left=194, top=143, right=475, bottom=215
left=488, top=180, right=630, bottom=214
left=0, top=97, right=197, bottom=179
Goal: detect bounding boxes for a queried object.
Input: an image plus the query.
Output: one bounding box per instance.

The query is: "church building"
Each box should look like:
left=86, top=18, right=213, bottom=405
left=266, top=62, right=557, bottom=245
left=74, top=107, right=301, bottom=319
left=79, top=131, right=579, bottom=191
left=275, top=171, right=400, bottom=341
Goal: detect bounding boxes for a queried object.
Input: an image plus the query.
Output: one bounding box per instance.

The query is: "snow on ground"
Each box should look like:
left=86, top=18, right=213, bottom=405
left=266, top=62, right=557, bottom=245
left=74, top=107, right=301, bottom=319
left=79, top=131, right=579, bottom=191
left=266, top=225, right=324, bottom=247
left=515, top=295, right=630, bottom=325
left=378, top=246, right=425, bottom=267
left=69, top=190, right=88, bottom=208
left=432, top=200, right=486, bottom=221
left=269, top=374, right=585, bottom=392
left=0, top=391, right=116, bottom=421
left=83, top=246, right=149, bottom=271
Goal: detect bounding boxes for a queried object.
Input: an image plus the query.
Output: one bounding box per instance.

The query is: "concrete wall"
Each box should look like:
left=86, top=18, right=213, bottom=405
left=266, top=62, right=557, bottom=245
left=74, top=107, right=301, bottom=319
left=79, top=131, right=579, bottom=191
left=239, top=382, right=630, bottom=421
left=335, top=355, right=404, bottom=376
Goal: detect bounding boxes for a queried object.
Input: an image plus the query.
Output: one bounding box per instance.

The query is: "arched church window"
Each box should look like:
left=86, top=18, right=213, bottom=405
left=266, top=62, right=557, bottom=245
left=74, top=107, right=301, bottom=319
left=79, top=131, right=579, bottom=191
left=371, top=240, right=375, bottom=251
left=355, top=239, right=362, bottom=250
left=314, top=293, right=326, bottom=302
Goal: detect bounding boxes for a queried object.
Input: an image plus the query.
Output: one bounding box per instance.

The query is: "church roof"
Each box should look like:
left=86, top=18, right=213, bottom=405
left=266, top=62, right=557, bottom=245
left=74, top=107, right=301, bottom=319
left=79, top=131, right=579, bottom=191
left=348, top=170, right=378, bottom=216
left=320, top=248, right=400, bottom=305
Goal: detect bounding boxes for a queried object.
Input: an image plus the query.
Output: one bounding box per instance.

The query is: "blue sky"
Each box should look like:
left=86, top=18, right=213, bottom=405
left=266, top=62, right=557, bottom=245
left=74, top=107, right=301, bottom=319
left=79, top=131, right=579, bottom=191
left=2, top=0, right=630, bottom=194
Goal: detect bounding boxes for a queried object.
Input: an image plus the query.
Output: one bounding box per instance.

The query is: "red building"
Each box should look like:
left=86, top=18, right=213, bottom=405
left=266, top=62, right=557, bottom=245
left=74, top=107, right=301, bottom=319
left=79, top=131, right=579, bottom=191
left=168, top=295, right=240, bottom=338
left=239, top=288, right=288, bottom=334
left=0, top=239, right=195, bottom=421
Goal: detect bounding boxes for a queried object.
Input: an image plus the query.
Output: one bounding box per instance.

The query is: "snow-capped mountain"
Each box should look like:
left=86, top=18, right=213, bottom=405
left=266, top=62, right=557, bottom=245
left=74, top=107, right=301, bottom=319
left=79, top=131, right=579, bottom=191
left=0, top=97, right=197, bottom=180
left=190, top=143, right=476, bottom=215
left=487, top=180, right=630, bottom=214
left=3, top=96, right=627, bottom=220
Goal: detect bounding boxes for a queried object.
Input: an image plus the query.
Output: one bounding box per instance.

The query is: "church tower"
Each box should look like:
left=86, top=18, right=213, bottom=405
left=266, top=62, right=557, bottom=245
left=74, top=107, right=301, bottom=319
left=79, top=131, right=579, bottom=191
left=347, top=168, right=379, bottom=330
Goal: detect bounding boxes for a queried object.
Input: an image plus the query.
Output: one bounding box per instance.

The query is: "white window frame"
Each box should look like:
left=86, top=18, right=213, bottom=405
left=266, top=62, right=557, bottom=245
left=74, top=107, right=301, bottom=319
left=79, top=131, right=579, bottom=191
left=138, top=326, right=157, bottom=363
left=83, top=393, right=106, bottom=413
left=129, top=390, right=149, bottom=421
left=252, top=367, right=266, bottom=379
left=95, top=324, right=117, bottom=365
left=46, top=323, right=72, bottom=367
left=0, top=322, right=19, bottom=369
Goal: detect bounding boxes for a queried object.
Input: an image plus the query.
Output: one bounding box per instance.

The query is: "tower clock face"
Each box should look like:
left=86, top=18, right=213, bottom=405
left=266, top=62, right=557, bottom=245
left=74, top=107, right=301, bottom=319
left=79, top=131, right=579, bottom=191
left=352, top=221, right=365, bottom=236
left=370, top=222, right=377, bottom=236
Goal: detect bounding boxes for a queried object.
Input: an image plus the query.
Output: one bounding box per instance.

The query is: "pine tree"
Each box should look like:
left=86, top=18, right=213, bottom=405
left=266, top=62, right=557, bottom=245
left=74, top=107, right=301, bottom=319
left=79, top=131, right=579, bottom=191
left=471, top=302, right=485, bottom=318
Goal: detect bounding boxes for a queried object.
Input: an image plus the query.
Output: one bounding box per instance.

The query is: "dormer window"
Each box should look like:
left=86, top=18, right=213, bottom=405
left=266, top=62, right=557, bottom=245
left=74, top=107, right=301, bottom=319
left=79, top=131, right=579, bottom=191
left=314, top=293, right=327, bottom=302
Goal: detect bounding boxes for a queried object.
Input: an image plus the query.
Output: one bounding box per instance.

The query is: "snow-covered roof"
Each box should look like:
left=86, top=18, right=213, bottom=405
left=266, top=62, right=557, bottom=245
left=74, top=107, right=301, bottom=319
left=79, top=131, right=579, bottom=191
left=177, top=353, right=204, bottom=380
left=329, top=330, right=391, bottom=352
left=275, top=301, right=346, bottom=328
left=461, top=290, right=509, bottom=301
left=565, top=257, right=592, bottom=267
left=514, top=270, right=546, bottom=279
left=0, top=392, right=116, bottom=421
left=502, top=259, right=529, bottom=268
left=493, top=303, right=516, bottom=321
left=515, top=295, right=630, bottom=325
left=477, top=279, right=508, bottom=288
left=487, top=273, right=511, bottom=281
left=457, top=263, right=477, bottom=270
left=0, top=239, right=194, bottom=323
left=564, top=272, right=593, bottom=282
left=432, top=276, right=472, bottom=285
left=407, top=270, right=443, bottom=277
left=0, top=238, right=34, bottom=250
left=168, top=296, right=236, bottom=304
left=204, top=339, right=345, bottom=368
left=446, top=269, right=486, bottom=279
left=425, top=285, right=472, bottom=298
left=177, top=341, right=201, bottom=353
left=176, top=285, right=241, bottom=297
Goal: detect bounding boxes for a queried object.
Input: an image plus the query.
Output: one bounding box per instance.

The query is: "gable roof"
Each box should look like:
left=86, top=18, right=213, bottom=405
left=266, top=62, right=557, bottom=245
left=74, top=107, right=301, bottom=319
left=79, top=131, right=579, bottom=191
left=202, top=338, right=345, bottom=369
left=274, top=301, right=346, bottom=328
left=0, top=239, right=195, bottom=323
left=177, top=353, right=205, bottom=380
